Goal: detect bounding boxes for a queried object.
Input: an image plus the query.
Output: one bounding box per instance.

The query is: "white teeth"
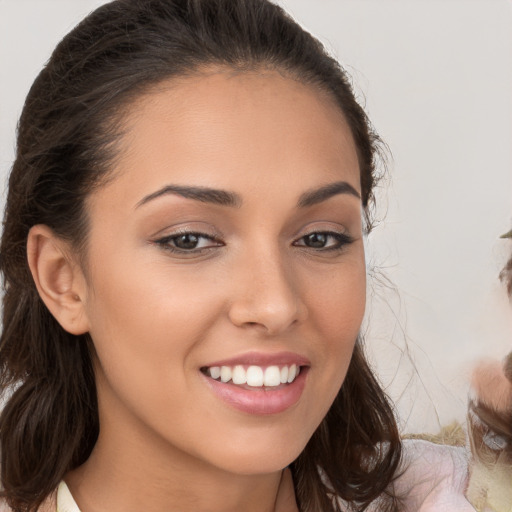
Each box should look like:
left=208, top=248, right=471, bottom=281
left=220, top=366, right=232, bottom=383
left=207, top=363, right=302, bottom=387
left=287, top=364, right=297, bottom=383
left=232, top=365, right=246, bottom=385
left=209, top=366, right=221, bottom=380
left=246, top=366, right=263, bottom=387
left=264, top=366, right=281, bottom=387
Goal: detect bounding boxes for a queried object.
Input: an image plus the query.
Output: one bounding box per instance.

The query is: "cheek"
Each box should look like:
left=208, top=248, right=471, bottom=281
left=82, top=259, right=225, bottom=433
left=471, top=360, right=512, bottom=413
left=307, top=253, right=366, bottom=343
left=82, top=253, right=238, bottom=418
left=301, top=251, right=366, bottom=406
left=85, top=250, right=224, bottom=344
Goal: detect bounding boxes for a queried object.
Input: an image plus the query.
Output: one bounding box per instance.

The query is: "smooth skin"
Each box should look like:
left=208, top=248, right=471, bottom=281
left=27, top=69, right=366, bottom=512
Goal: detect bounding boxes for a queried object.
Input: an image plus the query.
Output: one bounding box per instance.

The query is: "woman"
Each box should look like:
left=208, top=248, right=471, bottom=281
left=0, top=1, right=474, bottom=511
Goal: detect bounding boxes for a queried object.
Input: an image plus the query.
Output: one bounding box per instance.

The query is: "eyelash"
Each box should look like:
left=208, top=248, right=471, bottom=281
left=153, top=230, right=354, bottom=254
left=293, top=231, right=354, bottom=252
left=153, top=231, right=223, bottom=254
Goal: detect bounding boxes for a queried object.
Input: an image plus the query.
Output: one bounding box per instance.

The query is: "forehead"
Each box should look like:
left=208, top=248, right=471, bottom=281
left=98, top=69, right=360, bottom=203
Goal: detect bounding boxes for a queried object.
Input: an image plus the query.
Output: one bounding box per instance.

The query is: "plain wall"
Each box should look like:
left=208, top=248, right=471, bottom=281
left=1, top=0, right=511, bottom=433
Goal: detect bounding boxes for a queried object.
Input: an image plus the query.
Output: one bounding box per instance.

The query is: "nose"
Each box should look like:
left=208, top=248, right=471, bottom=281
left=227, top=249, right=307, bottom=335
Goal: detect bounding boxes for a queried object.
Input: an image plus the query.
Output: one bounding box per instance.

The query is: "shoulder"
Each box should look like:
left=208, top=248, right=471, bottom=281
left=390, top=439, right=475, bottom=511
left=401, top=438, right=469, bottom=475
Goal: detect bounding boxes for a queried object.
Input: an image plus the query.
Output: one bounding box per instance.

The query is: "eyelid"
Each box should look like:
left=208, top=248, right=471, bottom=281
left=294, top=222, right=352, bottom=241
left=152, top=227, right=225, bottom=255
left=299, top=225, right=349, bottom=237
left=151, top=221, right=221, bottom=238
left=292, top=225, right=355, bottom=252
left=156, top=231, right=221, bottom=244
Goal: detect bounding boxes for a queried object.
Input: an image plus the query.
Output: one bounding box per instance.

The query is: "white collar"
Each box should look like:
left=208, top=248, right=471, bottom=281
left=57, top=481, right=81, bottom=512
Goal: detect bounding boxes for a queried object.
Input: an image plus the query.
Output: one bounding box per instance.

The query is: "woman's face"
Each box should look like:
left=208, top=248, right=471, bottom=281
left=78, top=69, right=366, bottom=475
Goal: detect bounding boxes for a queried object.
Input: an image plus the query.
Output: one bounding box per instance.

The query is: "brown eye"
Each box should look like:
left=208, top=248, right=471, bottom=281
left=294, top=231, right=354, bottom=251
left=154, top=232, right=223, bottom=253
left=174, top=234, right=200, bottom=250
left=303, top=233, right=328, bottom=248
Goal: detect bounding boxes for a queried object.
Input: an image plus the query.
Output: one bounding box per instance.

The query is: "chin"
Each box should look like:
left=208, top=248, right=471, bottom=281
left=199, top=429, right=311, bottom=476
left=216, top=451, right=301, bottom=476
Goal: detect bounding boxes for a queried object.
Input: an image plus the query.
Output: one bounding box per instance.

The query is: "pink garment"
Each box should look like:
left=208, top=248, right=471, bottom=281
left=385, top=439, right=475, bottom=511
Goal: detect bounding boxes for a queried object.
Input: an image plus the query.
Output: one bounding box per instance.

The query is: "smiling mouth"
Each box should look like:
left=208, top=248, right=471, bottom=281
left=201, top=364, right=301, bottom=388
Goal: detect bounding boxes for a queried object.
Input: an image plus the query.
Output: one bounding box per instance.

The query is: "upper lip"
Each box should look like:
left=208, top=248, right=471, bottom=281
left=203, top=351, right=310, bottom=368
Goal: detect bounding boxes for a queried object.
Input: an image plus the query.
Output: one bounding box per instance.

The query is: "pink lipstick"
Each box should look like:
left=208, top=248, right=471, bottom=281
left=200, top=351, right=310, bottom=415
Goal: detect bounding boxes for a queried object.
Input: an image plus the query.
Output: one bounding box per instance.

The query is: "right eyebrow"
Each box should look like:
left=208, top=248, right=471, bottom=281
left=135, top=184, right=242, bottom=209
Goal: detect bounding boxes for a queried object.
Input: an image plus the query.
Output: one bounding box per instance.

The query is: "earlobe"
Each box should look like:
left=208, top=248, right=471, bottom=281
left=27, top=225, right=90, bottom=335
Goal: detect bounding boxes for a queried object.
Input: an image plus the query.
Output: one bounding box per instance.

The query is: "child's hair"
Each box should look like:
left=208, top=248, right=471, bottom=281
left=0, top=1, right=401, bottom=511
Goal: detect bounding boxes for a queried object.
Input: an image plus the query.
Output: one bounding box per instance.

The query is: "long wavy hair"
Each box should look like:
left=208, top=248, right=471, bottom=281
left=0, top=1, right=402, bottom=511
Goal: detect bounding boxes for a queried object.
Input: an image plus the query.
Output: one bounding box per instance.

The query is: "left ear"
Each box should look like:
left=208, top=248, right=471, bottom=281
left=27, top=224, right=90, bottom=335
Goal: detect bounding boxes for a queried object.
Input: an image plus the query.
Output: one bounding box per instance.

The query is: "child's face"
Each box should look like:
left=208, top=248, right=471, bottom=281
left=79, top=69, right=366, bottom=475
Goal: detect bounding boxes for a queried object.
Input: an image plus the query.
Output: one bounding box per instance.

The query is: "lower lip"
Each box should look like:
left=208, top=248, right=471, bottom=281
left=202, top=368, right=308, bottom=415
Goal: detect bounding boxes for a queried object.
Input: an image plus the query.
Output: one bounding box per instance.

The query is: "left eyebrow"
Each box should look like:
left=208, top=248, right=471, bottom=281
left=297, top=181, right=361, bottom=208
left=135, top=184, right=242, bottom=209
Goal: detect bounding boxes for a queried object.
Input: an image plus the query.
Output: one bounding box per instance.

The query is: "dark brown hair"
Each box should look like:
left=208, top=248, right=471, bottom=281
left=0, top=1, right=401, bottom=511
